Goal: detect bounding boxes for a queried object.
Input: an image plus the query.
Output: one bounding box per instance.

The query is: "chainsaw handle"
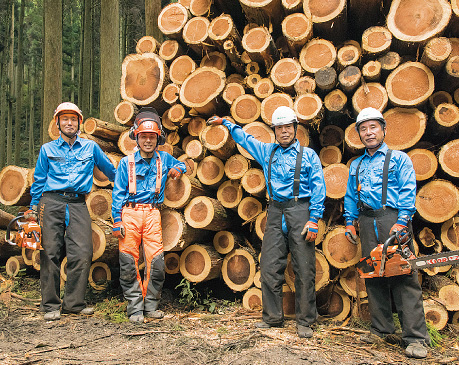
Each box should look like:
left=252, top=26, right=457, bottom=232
left=6, top=214, right=24, bottom=245
left=379, top=233, right=397, bottom=276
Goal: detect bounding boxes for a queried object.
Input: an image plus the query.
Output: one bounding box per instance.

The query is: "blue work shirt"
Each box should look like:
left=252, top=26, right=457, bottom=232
left=344, top=143, right=417, bottom=222
left=111, top=150, right=186, bottom=223
left=223, top=120, right=326, bottom=219
left=30, top=136, right=116, bottom=207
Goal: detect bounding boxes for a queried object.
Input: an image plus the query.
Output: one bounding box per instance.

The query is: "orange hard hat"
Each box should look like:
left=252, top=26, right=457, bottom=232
left=53, top=102, right=83, bottom=124
left=129, top=107, right=166, bottom=144
left=133, top=119, right=161, bottom=137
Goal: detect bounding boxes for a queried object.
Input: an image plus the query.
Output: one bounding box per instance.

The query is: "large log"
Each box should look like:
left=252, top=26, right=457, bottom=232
left=182, top=17, right=214, bottom=55
left=91, top=221, right=118, bottom=265
left=416, top=179, right=459, bottom=223
left=322, top=226, right=362, bottom=269
left=222, top=248, right=257, bottom=291
left=315, top=66, right=337, bottom=94
left=164, top=175, right=207, bottom=210
left=0, top=209, right=15, bottom=229
left=157, top=3, right=189, bottom=40
left=322, top=164, right=349, bottom=200
left=165, top=252, right=181, bottom=275
left=260, top=93, right=294, bottom=125
left=407, top=149, right=438, bottom=181
left=162, top=83, right=181, bottom=105
left=184, top=196, right=233, bottom=230
left=223, top=83, right=246, bottom=105
left=179, top=244, right=223, bottom=283
left=299, top=38, right=337, bottom=74
left=5, top=255, right=27, bottom=277
left=431, top=103, right=459, bottom=137
left=117, top=130, right=138, bottom=156
left=319, top=146, right=342, bottom=166
left=316, top=284, right=351, bottom=321
left=169, top=55, right=197, bottom=85
left=361, top=26, right=392, bottom=57
left=230, top=94, right=261, bottom=125
left=237, top=197, right=263, bottom=222
left=423, top=299, right=449, bottom=330
left=81, top=133, right=119, bottom=154
left=0, top=166, right=33, bottom=206
left=338, top=66, right=361, bottom=95
left=270, top=58, right=302, bottom=93
left=294, top=93, right=324, bottom=127
left=421, top=37, right=452, bottom=74
left=88, top=262, right=111, bottom=291
left=351, top=82, right=388, bottom=116
left=136, top=35, right=161, bottom=54
left=93, top=152, right=122, bottom=188
left=344, top=123, right=364, bottom=153
left=383, top=108, right=426, bottom=151
left=303, top=0, right=347, bottom=43
left=239, top=0, right=284, bottom=30
left=197, top=155, right=225, bottom=188
left=86, top=189, right=112, bottom=221
left=158, top=40, right=184, bottom=63
left=253, top=78, right=274, bottom=99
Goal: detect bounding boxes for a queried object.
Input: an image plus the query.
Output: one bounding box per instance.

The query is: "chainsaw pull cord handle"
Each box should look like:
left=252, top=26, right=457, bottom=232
left=379, top=233, right=397, bottom=276
left=6, top=214, right=24, bottom=245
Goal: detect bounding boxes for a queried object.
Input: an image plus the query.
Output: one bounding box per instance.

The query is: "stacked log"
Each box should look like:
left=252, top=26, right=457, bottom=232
left=1, top=0, right=459, bottom=325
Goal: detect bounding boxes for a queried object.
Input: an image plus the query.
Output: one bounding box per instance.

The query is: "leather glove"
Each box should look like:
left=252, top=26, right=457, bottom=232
left=345, top=220, right=358, bottom=245
left=24, top=206, right=38, bottom=222
left=168, top=167, right=182, bottom=180
left=390, top=216, right=410, bottom=242
left=301, top=217, right=319, bottom=242
left=113, top=222, right=125, bottom=239
left=206, top=116, right=224, bottom=126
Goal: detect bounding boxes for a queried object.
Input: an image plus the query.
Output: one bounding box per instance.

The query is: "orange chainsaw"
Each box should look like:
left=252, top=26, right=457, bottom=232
left=356, top=229, right=459, bottom=278
left=6, top=214, right=42, bottom=250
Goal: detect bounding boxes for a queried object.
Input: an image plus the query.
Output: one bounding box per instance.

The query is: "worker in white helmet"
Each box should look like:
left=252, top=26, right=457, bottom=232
left=208, top=106, right=326, bottom=338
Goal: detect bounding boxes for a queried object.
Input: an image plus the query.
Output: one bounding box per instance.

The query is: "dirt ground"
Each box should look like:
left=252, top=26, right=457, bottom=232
left=1, top=275, right=458, bottom=365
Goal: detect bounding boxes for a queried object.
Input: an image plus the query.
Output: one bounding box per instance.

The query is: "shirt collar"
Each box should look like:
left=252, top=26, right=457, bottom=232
left=280, top=139, right=300, bottom=152
left=56, top=135, right=82, bottom=147
left=134, top=149, right=158, bottom=163
left=363, top=142, right=388, bottom=158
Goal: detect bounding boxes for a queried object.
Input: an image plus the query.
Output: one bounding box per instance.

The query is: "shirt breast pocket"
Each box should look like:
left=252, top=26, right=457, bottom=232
left=74, top=153, right=93, bottom=173
left=48, top=154, right=66, bottom=174
left=136, top=170, right=147, bottom=190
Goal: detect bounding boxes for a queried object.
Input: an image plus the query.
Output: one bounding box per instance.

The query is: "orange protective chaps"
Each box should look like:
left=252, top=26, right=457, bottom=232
left=118, top=205, right=164, bottom=316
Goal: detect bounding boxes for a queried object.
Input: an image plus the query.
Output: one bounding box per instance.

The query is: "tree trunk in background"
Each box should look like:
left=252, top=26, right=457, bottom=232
left=99, top=0, right=120, bottom=123
left=7, top=1, right=15, bottom=164
left=80, top=0, right=92, bottom=118
left=43, top=0, right=62, bottom=143
left=145, top=0, right=163, bottom=42
left=14, top=0, right=25, bottom=165
left=28, top=62, right=35, bottom=167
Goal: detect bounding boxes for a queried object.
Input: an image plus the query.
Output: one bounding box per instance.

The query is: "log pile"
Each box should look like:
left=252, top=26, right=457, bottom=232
left=1, top=0, right=459, bottom=326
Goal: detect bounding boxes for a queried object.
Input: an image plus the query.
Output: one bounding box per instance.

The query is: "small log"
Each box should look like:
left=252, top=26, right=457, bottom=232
left=260, top=93, right=294, bottom=125
left=344, top=123, right=364, bottom=153
left=303, top=0, right=347, bottom=43
left=237, top=122, right=275, bottom=160
left=81, top=133, right=119, bottom=154
left=425, top=275, right=459, bottom=311
left=241, top=168, right=266, bottom=198
left=165, top=104, right=186, bottom=126
left=362, top=60, right=381, bottom=82
left=337, top=44, right=361, bottom=71
left=213, top=230, right=246, bottom=255
left=197, top=155, right=225, bottom=188
left=386, top=62, right=435, bottom=107
left=244, top=73, right=261, bottom=87
left=270, top=58, right=302, bottom=93
left=322, top=163, right=349, bottom=199
left=48, top=118, right=60, bottom=140
left=224, top=154, right=250, bottom=180
left=315, top=66, right=337, bottom=94
left=200, top=51, right=227, bottom=72
left=185, top=138, right=207, bottom=161
left=164, top=175, right=207, bottom=210
left=242, top=287, right=262, bottom=311
left=162, top=83, right=181, bottom=105
left=253, top=270, right=261, bottom=288
left=441, top=216, right=459, bottom=251
left=238, top=197, right=263, bottom=222
left=161, top=208, right=209, bottom=252
left=165, top=252, right=180, bottom=275
left=416, top=179, right=459, bottom=223
left=294, top=93, right=324, bottom=127
left=157, top=3, right=189, bottom=40
left=319, top=147, right=342, bottom=166
left=383, top=108, right=426, bottom=151
left=60, top=256, right=68, bottom=281
left=189, top=0, right=214, bottom=17
left=136, top=35, right=160, bottom=54
left=184, top=196, right=233, bottom=230
left=319, top=125, right=344, bottom=147
left=239, top=0, right=284, bottom=31
left=83, top=118, right=127, bottom=142
left=352, top=298, right=371, bottom=322
left=377, top=51, right=401, bottom=78
left=166, top=131, right=180, bottom=146
left=169, top=55, right=197, bottom=85
left=91, top=221, right=118, bottom=265
left=120, top=53, right=169, bottom=110
left=322, top=226, right=362, bottom=269
left=294, top=76, right=316, bottom=95
left=0, top=209, right=15, bottom=229
left=316, top=284, right=351, bottom=321
left=253, top=78, right=274, bottom=99
left=339, top=267, right=367, bottom=299
left=418, top=226, right=436, bottom=248
left=114, top=100, right=137, bottom=126
left=421, top=37, right=452, bottom=74
left=297, top=124, right=310, bottom=147
left=179, top=67, right=226, bottom=116
left=6, top=255, right=26, bottom=277
left=438, top=139, right=459, bottom=178
left=429, top=91, right=453, bottom=110
left=437, top=56, right=459, bottom=93
left=85, top=189, right=112, bottom=221
left=31, top=249, right=40, bottom=271
left=0, top=166, right=32, bottom=206
left=208, top=14, right=242, bottom=51
left=285, top=250, right=330, bottom=292
left=361, top=26, right=392, bottom=57
left=179, top=244, right=223, bottom=283
left=299, top=38, right=337, bottom=74
left=241, top=26, right=279, bottom=73
left=407, top=149, right=438, bottom=181
left=217, top=180, right=244, bottom=209
left=282, top=0, right=302, bottom=13
left=230, top=94, right=261, bottom=125
left=281, top=13, right=312, bottom=56
left=387, top=0, right=452, bottom=54
left=338, top=66, right=361, bottom=94
left=431, top=103, right=459, bottom=136
left=254, top=210, right=267, bottom=242
left=222, top=82, right=245, bottom=105
left=88, top=262, right=111, bottom=291
left=158, top=39, right=184, bottom=62
left=187, top=116, right=207, bottom=137
left=178, top=154, right=198, bottom=179
left=351, top=82, right=388, bottom=116
left=94, top=153, right=121, bottom=186
left=423, top=299, right=448, bottom=330
left=222, top=248, right=257, bottom=291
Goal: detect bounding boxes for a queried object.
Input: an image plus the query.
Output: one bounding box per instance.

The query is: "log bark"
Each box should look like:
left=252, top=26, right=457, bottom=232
left=242, top=287, right=262, bottom=310
left=319, top=147, right=342, bottom=166
left=270, top=58, right=302, bottom=93
left=315, top=66, right=337, bottom=94
left=0, top=209, right=15, bottom=229
left=165, top=252, right=181, bottom=274
left=184, top=196, right=233, bottom=230
left=352, top=299, right=371, bottom=322
left=253, top=269, right=261, bottom=288
left=322, top=163, right=349, bottom=199
left=339, top=267, right=367, bottom=299
left=438, top=139, right=459, bottom=178
left=83, top=118, right=128, bottom=141
left=217, top=180, right=244, bottom=209
left=169, top=55, right=197, bottom=85
left=213, top=230, right=246, bottom=255
left=189, top=0, right=214, bottom=17
left=294, top=93, right=323, bottom=127
left=421, top=37, right=452, bottom=74
left=161, top=208, right=210, bottom=251
left=136, top=35, right=161, bottom=54
left=81, top=133, right=119, bottom=154
left=91, top=221, right=119, bottom=265
left=299, top=38, right=337, bottom=74
left=224, top=154, right=250, bottom=180
left=322, top=226, right=362, bottom=269
left=88, top=262, right=111, bottom=291
left=441, top=217, right=459, bottom=251
left=86, top=189, right=112, bottom=221
left=406, top=149, right=438, bottom=181
left=222, top=248, right=257, bottom=291
left=351, top=82, right=388, bottom=116
left=157, top=3, right=189, bottom=40
left=377, top=51, right=401, bottom=78
left=237, top=197, right=263, bottom=222
left=241, top=26, right=279, bottom=73
left=197, top=155, right=225, bottom=188
left=5, top=255, right=26, bottom=277
left=164, top=175, right=207, bottom=209
left=223, top=83, right=246, bottom=105
left=237, top=122, right=275, bottom=159
left=230, top=94, right=261, bottom=125
left=303, top=0, right=347, bottom=43
left=158, top=39, right=184, bottom=62
left=425, top=275, right=459, bottom=311
left=281, top=13, right=312, bottom=56
left=0, top=166, right=32, bottom=206
left=361, top=26, right=392, bottom=57
left=241, top=168, right=266, bottom=197
left=385, top=62, right=435, bottom=107
left=48, top=118, right=60, bottom=140
left=114, top=100, right=137, bottom=126
left=437, top=56, right=459, bottom=93
left=416, top=179, right=459, bottom=223
left=383, top=108, right=426, bottom=151
left=316, top=284, right=351, bottom=321
left=282, top=284, right=296, bottom=318
left=423, top=299, right=448, bottom=330
left=179, top=244, right=223, bottom=283
left=120, top=53, right=169, bottom=111
left=239, top=0, right=284, bottom=31
left=338, top=66, right=361, bottom=94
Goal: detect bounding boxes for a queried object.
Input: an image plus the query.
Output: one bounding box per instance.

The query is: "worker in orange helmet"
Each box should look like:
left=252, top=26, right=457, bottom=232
left=111, top=107, right=186, bottom=323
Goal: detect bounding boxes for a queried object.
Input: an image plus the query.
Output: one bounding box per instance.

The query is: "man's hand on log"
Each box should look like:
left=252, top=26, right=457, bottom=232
left=113, top=222, right=125, bottom=239
left=345, top=220, right=358, bottom=245
left=207, top=116, right=224, bottom=125
left=301, top=217, right=319, bottom=242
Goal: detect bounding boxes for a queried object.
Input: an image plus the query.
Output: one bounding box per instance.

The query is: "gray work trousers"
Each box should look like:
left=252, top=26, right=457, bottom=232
left=38, top=193, right=93, bottom=313
left=260, top=199, right=317, bottom=327
left=359, top=208, right=430, bottom=345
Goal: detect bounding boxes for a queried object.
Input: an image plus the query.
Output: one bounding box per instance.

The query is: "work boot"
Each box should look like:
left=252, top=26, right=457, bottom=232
left=79, top=307, right=95, bottom=315
left=405, top=342, right=427, bottom=359
left=145, top=310, right=164, bottom=319
left=255, top=321, right=283, bottom=329
left=44, top=310, right=61, bottom=321
left=129, top=312, right=145, bottom=323
left=297, top=324, right=313, bottom=338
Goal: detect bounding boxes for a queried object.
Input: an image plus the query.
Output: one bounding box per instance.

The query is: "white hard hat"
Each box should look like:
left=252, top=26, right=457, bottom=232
left=271, top=106, right=298, bottom=128
left=355, top=107, right=386, bottom=131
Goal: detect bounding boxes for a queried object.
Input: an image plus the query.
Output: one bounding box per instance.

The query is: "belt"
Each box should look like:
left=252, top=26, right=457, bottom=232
left=269, top=197, right=309, bottom=209
left=44, top=191, right=85, bottom=203
left=359, top=205, right=397, bottom=218
left=124, top=202, right=161, bottom=209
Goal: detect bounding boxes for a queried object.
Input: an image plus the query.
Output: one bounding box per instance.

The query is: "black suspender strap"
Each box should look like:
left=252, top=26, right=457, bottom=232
left=381, top=149, right=392, bottom=208
left=293, top=145, right=304, bottom=199
left=267, top=145, right=279, bottom=199
left=355, top=158, right=364, bottom=208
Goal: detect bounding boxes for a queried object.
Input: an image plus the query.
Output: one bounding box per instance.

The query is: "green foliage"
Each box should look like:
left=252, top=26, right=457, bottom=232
left=426, top=322, right=443, bottom=348
left=94, top=297, right=128, bottom=323
left=175, top=278, right=218, bottom=313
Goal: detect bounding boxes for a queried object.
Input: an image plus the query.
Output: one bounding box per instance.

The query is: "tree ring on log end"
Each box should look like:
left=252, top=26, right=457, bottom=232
left=434, top=103, right=459, bottom=128
left=438, top=139, right=459, bottom=178
left=238, top=122, right=275, bottom=159
left=208, top=14, right=234, bottom=41
left=0, top=166, right=30, bottom=205
left=299, top=39, right=336, bottom=74
left=158, top=3, right=189, bottom=36
left=161, top=209, right=184, bottom=251
left=223, top=83, right=245, bottom=104
left=423, top=299, right=448, bottom=330
left=243, top=287, right=262, bottom=310
left=323, top=164, right=349, bottom=199
left=416, top=180, right=459, bottom=223
left=164, top=174, right=189, bottom=208
left=344, top=123, right=364, bottom=152
left=231, top=95, right=261, bottom=124
left=180, top=67, right=226, bottom=109
left=91, top=222, right=106, bottom=261
left=213, top=231, right=236, bottom=255
left=352, top=82, right=388, bottom=115
left=159, top=40, right=181, bottom=61
left=384, top=108, right=426, bottom=150
left=319, top=125, right=344, bottom=147
left=238, top=197, right=262, bottom=221
left=165, top=252, right=180, bottom=274
left=89, top=262, right=111, bottom=291
left=296, top=124, right=310, bottom=147
left=441, top=217, right=459, bottom=251
left=242, top=27, right=271, bottom=53
left=197, top=156, right=225, bottom=187
left=282, top=12, right=312, bottom=45
left=407, top=149, right=438, bottom=181
left=323, top=226, right=362, bottom=268
left=270, top=58, right=302, bottom=89
left=217, top=180, right=243, bottom=209
left=224, top=154, right=249, bottom=180
left=339, top=267, right=367, bottom=299
left=241, top=168, right=266, bottom=196
left=170, top=56, right=197, bottom=85
left=319, top=147, right=342, bottom=167
left=361, top=26, right=392, bottom=55
left=222, top=248, right=256, bottom=291
left=294, top=93, right=323, bottom=126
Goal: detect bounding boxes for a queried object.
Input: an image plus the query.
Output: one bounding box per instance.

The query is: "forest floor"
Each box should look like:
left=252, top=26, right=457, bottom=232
left=0, top=272, right=458, bottom=365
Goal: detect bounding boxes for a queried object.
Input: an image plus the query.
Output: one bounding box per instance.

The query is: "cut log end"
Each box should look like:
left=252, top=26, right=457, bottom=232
left=384, top=108, right=426, bottom=151
left=407, top=149, right=438, bottom=181
left=438, top=139, right=459, bottom=178
left=323, top=226, right=362, bottom=269
left=222, top=248, right=256, bottom=291
left=416, top=180, right=459, bottom=223
left=323, top=164, right=349, bottom=199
